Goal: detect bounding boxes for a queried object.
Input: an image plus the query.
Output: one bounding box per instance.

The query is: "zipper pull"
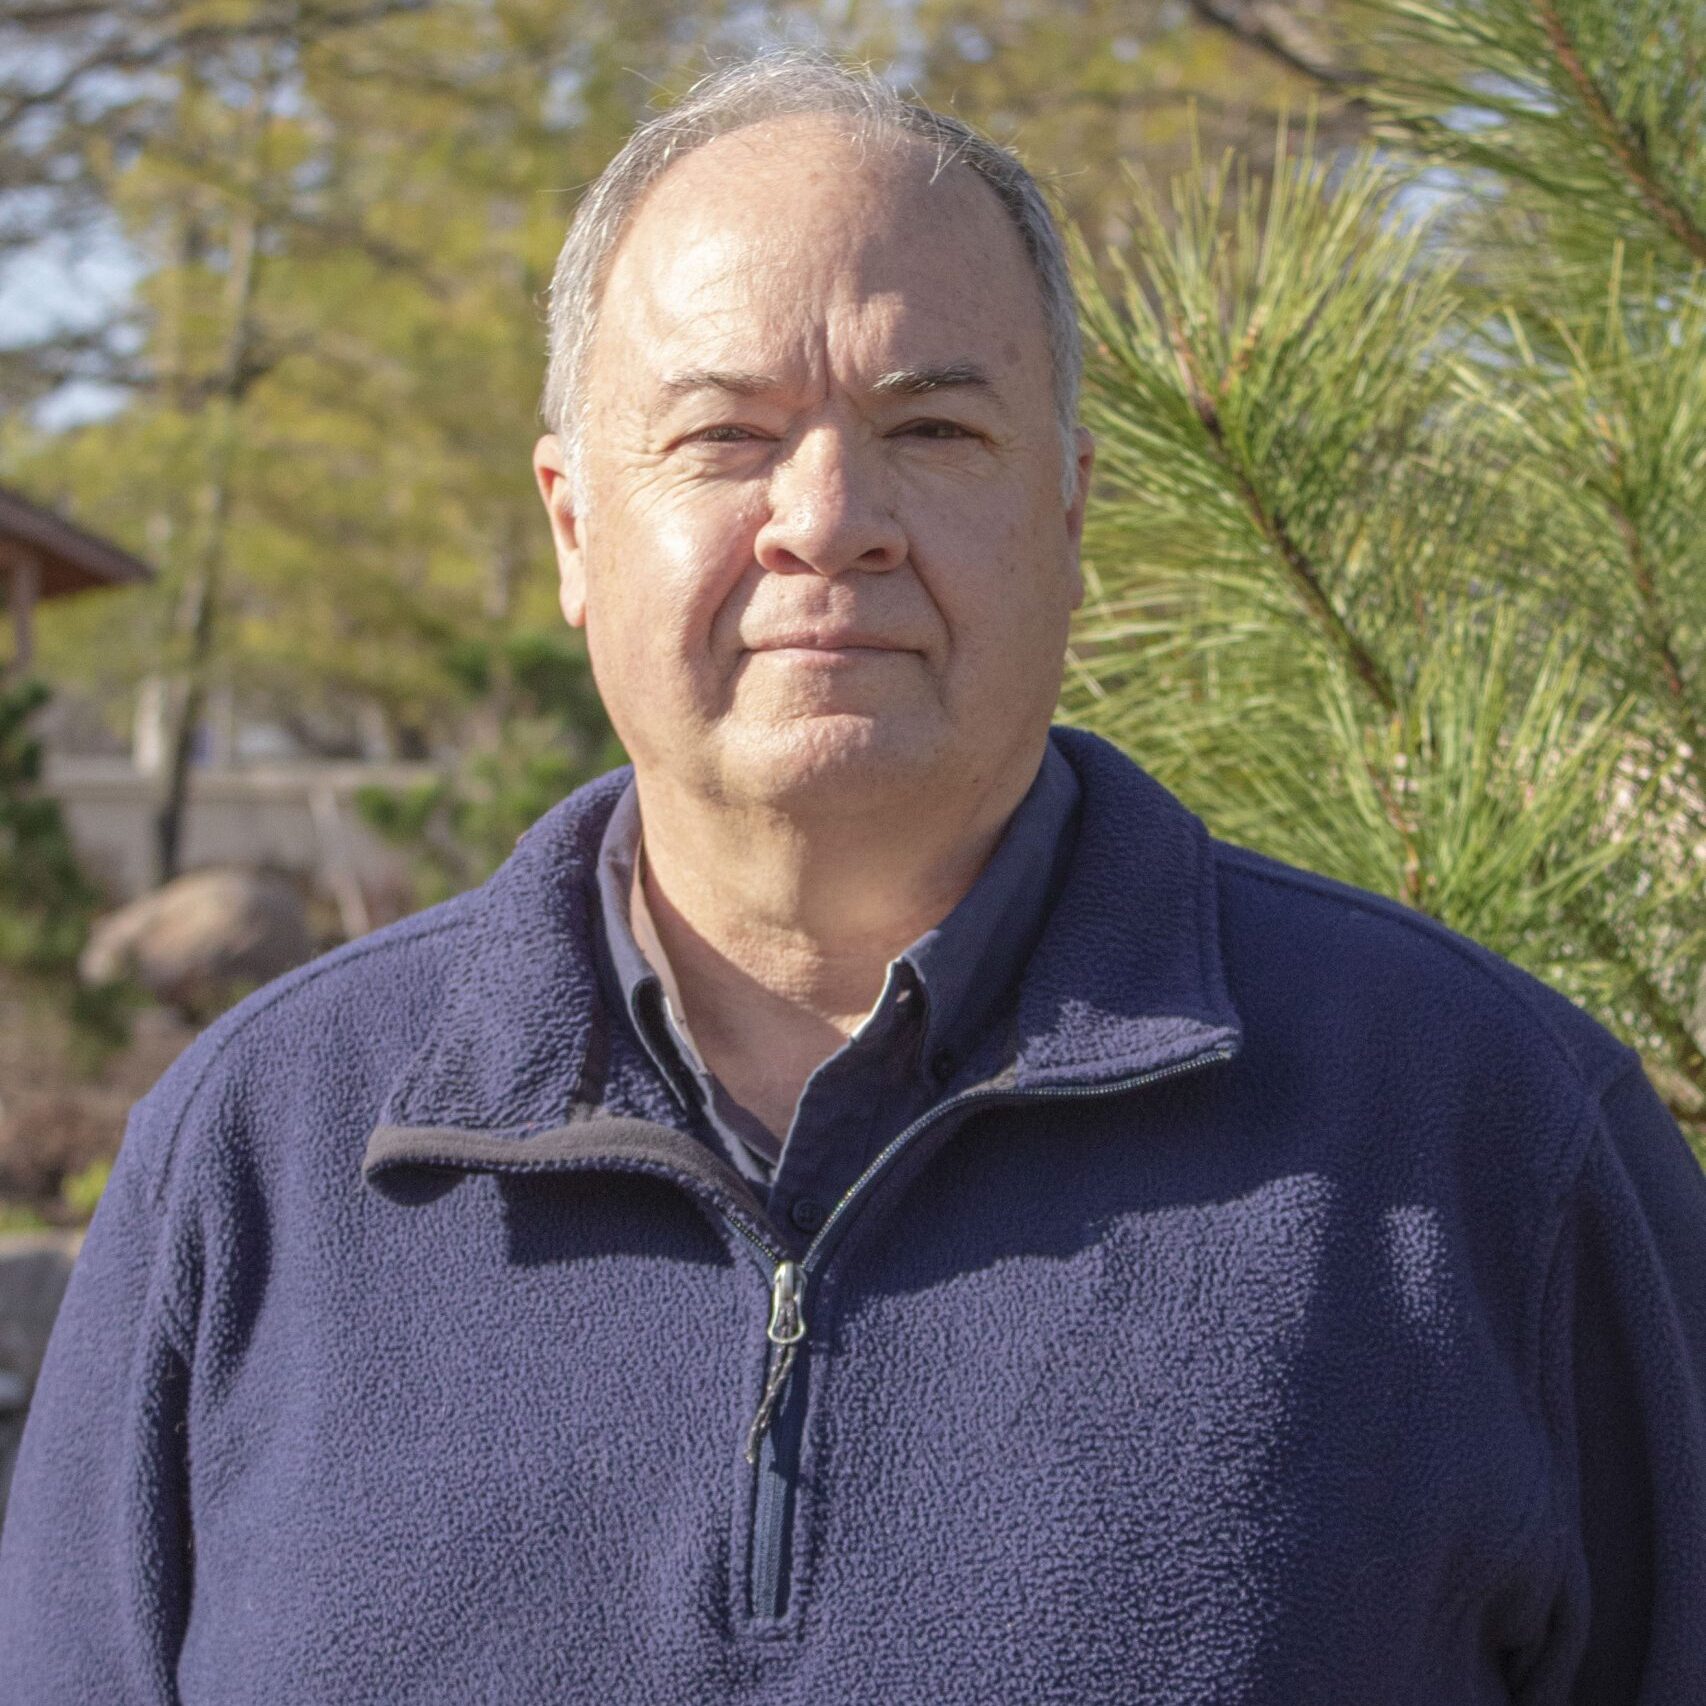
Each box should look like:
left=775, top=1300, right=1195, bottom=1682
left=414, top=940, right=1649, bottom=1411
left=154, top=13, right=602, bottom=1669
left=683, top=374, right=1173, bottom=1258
left=744, top=1260, right=806, bottom=1466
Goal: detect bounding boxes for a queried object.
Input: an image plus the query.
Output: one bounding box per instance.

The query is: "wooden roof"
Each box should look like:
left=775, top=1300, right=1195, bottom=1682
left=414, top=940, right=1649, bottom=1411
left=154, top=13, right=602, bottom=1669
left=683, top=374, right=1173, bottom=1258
left=0, top=482, right=154, bottom=598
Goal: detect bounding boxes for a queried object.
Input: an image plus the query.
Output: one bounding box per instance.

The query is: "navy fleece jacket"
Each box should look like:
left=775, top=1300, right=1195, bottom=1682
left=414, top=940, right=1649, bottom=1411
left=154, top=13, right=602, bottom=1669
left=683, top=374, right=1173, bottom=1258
left=2, top=725, right=1703, bottom=1704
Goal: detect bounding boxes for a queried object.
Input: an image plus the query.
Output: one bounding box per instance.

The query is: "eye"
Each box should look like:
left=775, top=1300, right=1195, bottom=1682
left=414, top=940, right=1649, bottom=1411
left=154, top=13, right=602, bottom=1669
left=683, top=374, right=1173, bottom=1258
left=896, top=419, right=977, bottom=440
left=687, top=424, right=764, bottom=445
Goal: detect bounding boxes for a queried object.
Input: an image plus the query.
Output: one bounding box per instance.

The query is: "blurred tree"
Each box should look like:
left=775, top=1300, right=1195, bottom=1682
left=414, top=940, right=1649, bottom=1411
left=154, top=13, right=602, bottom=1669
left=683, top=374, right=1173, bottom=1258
left=1068, top=0, right=1706, bottom=1149
left=0, top=677, right=94, bottom=973
left=353, top=624, right=626, bottom=902
left=0, top=0, right=704, bottom=886
left=0, top=676, right=132, bottom=1050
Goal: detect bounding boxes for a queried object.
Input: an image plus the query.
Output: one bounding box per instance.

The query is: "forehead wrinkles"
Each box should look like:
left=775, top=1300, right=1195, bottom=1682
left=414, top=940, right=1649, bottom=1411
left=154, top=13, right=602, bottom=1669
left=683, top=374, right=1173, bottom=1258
left=604, top=202, right=1032, bottom=400
left=585, top=118, right=1051, bottom=428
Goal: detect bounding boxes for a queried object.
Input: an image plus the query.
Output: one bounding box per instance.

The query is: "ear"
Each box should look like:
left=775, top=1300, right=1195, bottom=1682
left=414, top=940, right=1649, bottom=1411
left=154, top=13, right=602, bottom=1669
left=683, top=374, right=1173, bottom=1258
left=1066, top=425, right=1095, bottom=610
left=532, top=432, right=587, bottom=628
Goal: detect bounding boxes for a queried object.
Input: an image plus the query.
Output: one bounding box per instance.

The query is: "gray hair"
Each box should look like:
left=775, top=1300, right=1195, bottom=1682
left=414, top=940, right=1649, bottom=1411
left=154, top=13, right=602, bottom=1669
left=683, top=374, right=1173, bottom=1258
left=539, top=50, right=1083, bottom=512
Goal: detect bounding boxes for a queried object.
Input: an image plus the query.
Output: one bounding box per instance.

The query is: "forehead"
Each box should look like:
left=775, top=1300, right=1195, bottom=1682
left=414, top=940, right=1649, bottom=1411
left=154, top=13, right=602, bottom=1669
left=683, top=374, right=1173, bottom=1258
left=590, top=114, right=1049, bottom=388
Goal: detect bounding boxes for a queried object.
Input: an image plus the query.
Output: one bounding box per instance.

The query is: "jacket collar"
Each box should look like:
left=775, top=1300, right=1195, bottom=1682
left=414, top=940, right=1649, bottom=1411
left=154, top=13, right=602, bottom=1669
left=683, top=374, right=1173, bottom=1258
left=370, top=725, right=1242, bottom=1140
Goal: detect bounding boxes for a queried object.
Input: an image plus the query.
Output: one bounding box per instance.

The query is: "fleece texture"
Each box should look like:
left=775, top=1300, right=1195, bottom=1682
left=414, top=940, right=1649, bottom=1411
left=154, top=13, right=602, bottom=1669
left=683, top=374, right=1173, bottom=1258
left=1, top=724, right=1703, bottom=1705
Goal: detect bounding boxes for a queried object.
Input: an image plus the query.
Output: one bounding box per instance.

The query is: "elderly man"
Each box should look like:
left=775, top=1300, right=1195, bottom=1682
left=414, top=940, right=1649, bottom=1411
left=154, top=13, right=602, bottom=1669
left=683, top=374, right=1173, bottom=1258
left=3, top=51, right=1704, bottom=1706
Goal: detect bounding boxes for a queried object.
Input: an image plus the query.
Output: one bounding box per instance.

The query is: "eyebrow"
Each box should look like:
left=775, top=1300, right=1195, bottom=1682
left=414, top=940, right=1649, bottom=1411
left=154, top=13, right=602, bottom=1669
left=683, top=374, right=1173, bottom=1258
left=656, top=368, right=779, bottom=400
left=654, top=361, right=999, bottom=402
left=871, top=362, right=997, bottom=397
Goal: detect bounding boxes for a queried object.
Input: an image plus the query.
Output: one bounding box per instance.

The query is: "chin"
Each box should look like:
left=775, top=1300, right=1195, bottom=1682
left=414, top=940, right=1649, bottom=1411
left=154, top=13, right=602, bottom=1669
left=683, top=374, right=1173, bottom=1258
left=719, top=713, right=946, bottom=810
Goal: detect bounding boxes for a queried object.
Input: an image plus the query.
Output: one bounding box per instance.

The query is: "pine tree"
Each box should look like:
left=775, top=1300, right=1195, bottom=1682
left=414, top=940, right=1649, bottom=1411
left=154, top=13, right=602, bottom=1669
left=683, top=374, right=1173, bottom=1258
left=1067, top=0, right=1706, bottom=1151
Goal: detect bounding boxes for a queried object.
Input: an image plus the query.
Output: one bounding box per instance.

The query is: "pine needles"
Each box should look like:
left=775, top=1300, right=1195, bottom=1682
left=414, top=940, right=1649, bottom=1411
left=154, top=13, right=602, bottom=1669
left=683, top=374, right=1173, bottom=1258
left=1067, top=34, right=1706, bottom=1140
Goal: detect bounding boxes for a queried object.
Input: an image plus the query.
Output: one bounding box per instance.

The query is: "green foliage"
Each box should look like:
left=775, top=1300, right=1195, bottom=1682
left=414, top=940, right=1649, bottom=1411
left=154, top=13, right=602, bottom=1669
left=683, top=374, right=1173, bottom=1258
left=1070, top=38, right=1706, bottom=1146
left=0, top=678, right=134, bottom=1059
left=0, top=1152, right=116, bottom=1232
left=4, top=0, right=1364, bottom=765
left=354, top=626, right=625, bottom=902
left=61, top=1157, right=113, bottom=1222
left=1344, top=0, right=1706, bottom=300
left=0, top=678, right=99, bottom=974
left=896, top=0, right=1341, bottom=262
left=0, top=1201, right=53, bottom=1236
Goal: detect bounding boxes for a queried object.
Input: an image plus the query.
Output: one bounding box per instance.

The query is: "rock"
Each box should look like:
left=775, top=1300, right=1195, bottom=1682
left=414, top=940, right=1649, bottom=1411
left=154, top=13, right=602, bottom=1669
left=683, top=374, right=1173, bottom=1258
left=80, top=866, right=313, bottom=1018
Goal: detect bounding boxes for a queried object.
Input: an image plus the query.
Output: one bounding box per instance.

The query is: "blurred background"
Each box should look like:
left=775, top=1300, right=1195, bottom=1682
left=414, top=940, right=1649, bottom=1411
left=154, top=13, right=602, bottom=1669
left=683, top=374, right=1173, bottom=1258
left=0, top=0, right=1700, bottom=1263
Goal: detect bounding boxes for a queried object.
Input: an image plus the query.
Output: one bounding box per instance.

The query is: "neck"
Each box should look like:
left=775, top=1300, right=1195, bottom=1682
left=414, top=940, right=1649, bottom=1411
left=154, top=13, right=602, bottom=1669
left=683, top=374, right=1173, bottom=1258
left=630, top=740, right=1046, bottom=1053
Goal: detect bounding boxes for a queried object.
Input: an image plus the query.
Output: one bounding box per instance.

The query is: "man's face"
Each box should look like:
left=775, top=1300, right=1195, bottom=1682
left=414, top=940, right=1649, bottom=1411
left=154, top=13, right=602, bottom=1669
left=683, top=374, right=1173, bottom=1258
left=533, top=114, right=1094, bottom=817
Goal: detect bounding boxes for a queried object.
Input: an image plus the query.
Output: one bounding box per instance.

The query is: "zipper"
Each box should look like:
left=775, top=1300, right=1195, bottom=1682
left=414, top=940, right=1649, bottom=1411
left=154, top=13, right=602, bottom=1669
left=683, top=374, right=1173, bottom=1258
left=736, top=1038, right=1237, bottom=1622
left=745, top=1261, right=806, bottom=1463
left=746, top=1262, right=809, bottom=1618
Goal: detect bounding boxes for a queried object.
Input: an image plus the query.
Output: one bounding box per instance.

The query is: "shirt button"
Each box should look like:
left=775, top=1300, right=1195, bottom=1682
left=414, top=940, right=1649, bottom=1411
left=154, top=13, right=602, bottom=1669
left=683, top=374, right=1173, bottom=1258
left=790, top=1197, right=827, bottom=1233
left=929, top=1047, right=956, bottom=1085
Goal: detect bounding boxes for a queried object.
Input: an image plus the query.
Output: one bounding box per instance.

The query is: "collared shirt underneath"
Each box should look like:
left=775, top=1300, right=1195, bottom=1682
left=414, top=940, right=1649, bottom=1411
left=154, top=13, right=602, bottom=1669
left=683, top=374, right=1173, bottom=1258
left=592, top=742, right=1082, bottom=1235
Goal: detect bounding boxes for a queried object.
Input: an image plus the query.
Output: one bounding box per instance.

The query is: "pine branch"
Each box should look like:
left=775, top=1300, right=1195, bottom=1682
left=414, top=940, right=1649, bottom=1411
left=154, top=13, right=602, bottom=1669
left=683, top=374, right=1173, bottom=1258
left=1165, top=308, right=1400, bottom=713
left=1576, top=903, right=1706, bottom=1106
left=1450, top=267, right=1706, bottom=807
left=1605, top=496, right=1706, bottom=799
left=1529, top=0, right=1706, bottom=264
left=1343, top=0, right=1706, bottom=277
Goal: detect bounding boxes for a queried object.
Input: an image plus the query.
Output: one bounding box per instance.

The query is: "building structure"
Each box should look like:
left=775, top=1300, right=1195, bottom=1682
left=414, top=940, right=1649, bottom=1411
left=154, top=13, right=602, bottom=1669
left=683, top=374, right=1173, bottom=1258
left=0, top=482, right=153, bottom=678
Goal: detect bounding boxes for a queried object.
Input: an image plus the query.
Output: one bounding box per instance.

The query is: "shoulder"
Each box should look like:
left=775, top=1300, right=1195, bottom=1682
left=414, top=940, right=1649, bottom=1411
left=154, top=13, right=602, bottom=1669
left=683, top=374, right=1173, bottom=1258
left=117, top=890, right=481, bottom=1203
left=1211, top=837, right=1638, bottom=1114
left=1205, top=839, right=1664, bottom=1378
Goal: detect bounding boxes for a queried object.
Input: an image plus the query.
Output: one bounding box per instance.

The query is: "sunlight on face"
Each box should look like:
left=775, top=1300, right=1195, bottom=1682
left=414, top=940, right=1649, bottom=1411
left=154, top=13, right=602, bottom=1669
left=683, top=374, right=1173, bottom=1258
left=551, top=114, right=1090, bottom=818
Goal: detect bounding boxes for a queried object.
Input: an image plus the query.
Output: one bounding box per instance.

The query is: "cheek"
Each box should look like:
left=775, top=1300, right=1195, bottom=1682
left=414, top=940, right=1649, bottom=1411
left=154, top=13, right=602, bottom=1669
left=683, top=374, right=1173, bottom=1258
left=915, top=485, right=1071, bottom=657
left=586, top=490, right=762, bottom=671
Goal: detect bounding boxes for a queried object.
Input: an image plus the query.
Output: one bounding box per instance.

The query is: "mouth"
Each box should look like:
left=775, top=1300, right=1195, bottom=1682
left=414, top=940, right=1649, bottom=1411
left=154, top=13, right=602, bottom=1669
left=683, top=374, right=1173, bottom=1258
left=748, top=633, right=912, bottom=654
left=750, top=644, right=911, bottom=665
left=758, top=642, right=897, bottom=653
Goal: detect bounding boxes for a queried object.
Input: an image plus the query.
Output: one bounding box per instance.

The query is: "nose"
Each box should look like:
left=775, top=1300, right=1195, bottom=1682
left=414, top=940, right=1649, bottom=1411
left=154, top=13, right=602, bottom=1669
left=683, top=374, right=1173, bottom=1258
left=753, top=425, right=907, bottom=578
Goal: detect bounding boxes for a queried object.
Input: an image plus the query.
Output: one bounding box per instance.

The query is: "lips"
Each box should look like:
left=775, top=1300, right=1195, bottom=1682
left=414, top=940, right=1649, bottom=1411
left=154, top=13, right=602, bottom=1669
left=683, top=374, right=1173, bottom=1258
left=749, top=632, right=907, bottom=652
